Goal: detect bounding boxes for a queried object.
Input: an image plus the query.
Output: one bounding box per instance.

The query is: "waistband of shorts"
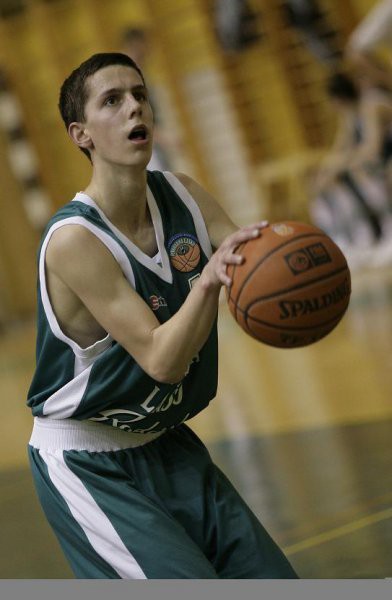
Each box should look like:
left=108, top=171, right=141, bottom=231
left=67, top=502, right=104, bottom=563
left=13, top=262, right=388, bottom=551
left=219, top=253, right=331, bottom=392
left=29, top=416, right=164, bottom=452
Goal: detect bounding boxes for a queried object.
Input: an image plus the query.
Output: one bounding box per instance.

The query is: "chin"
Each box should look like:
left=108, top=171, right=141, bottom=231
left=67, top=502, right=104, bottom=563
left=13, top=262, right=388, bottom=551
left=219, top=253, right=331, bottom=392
left=126, top=159, right=151, bottom=171
left=107, top=154, right=151, bottom=169
left=125, top=148, right=152, bottom=167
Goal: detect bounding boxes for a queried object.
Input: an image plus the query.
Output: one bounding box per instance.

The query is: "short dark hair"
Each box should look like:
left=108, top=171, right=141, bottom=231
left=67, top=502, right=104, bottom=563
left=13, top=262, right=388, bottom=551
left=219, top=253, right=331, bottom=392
left=326, top=72, right=359, bottom=102
left=58, top=52, right=145, bottom=160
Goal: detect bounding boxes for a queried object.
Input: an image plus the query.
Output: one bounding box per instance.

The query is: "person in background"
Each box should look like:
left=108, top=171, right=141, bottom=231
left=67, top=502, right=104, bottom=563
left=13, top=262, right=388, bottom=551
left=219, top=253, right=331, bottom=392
left=311, top=70, right=392, bottom=268
left=346, top=0, right=392, bottom=91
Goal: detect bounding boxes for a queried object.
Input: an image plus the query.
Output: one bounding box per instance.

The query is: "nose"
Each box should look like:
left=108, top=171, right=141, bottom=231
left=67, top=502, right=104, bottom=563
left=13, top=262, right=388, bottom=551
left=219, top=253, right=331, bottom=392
left=127, top=93, right=143, bottom=118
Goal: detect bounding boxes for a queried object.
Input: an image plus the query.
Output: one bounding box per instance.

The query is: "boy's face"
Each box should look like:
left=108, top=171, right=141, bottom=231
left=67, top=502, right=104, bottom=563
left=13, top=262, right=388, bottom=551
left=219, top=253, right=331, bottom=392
left=78, top=64, right=153, bottom=167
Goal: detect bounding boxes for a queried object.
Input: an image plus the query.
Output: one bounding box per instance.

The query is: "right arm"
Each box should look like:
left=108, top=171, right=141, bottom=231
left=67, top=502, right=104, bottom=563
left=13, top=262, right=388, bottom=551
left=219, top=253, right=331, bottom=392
left=45, top=222, right=264, bottom=384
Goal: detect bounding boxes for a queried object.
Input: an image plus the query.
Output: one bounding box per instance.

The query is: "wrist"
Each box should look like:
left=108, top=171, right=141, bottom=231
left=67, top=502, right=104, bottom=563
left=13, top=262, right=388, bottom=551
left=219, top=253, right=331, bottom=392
left=198, top=268, right=221, bottom=294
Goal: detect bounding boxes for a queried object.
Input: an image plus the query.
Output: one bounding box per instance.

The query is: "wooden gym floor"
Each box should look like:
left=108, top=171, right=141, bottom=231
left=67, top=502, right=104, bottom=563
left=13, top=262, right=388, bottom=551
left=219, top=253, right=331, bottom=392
left=0, top=263, right=391, bottom=579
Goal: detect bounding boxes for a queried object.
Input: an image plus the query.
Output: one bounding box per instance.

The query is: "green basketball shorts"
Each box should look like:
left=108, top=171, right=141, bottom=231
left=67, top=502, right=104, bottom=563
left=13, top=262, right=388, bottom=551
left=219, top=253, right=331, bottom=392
left=28, top=417, right=298, bottom=579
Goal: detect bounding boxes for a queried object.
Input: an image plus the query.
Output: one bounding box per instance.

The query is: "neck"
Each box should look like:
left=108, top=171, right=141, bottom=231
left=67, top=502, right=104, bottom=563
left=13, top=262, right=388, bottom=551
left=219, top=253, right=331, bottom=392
left=84, top=162, right=149, bottom=232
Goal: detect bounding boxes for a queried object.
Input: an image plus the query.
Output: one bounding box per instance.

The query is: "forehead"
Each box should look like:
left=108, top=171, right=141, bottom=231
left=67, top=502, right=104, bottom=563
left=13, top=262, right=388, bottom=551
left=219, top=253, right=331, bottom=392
left=85, top=64, right=144, bottom=100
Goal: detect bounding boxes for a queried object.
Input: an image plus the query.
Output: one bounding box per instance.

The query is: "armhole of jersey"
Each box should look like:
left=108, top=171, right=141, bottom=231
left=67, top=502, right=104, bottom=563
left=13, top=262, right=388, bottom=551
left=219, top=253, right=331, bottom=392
left=162, top=171, right=213, bottom=259
left=39, top=216, right=136, bottom=359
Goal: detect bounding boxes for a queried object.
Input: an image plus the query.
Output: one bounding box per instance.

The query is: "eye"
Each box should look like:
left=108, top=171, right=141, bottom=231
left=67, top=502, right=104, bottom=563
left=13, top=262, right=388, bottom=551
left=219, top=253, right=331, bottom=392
left=134, top=90, right=147, bottom=102
left=104, top=95, right=118, bottom=106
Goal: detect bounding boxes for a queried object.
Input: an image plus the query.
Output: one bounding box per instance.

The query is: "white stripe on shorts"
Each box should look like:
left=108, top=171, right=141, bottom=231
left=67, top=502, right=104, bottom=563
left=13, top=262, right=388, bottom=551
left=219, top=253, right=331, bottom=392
left=39, top=448, right=147, bottom=579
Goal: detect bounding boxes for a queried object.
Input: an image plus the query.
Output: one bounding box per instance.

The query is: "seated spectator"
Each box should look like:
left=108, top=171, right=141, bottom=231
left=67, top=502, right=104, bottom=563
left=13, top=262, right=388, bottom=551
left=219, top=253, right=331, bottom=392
left=311, top=71, right=392, bottom=268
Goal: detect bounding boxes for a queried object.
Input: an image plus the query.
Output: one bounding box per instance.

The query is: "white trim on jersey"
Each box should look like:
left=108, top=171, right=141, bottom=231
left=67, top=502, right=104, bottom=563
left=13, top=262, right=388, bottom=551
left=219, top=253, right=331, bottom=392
left=39, top=215, right=137, bottom=360
left=74, top=188, right=174, bottom=283
left=39, top=448, right=147, bottom=579
left=42, top=364, right=94, bottom=418
left=162, top=172, right=213, bottom=259
left=39, top=216, right=140, bottom=417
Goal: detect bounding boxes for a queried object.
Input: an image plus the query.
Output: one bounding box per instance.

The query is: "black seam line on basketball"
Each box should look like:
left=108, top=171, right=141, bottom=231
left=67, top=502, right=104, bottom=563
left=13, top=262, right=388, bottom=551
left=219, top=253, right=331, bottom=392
left=243, top=265, right=349, bottom=308
left=228, top=240, right=245, bottom=299
left=244, top=307, right=349, bottom=332
left=228, top=241, right=246, bottom=323
left=234, top=232, right=330, bottom=310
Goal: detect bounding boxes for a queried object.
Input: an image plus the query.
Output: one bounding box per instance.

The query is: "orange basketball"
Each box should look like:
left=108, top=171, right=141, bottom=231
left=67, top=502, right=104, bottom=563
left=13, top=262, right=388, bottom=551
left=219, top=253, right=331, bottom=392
left=226, top=221, right=351, bottom=348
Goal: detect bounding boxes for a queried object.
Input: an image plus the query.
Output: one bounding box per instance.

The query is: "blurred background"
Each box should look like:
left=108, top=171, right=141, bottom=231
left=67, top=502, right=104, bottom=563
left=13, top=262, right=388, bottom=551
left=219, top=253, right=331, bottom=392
left=0, top=0, right=392, bottom=579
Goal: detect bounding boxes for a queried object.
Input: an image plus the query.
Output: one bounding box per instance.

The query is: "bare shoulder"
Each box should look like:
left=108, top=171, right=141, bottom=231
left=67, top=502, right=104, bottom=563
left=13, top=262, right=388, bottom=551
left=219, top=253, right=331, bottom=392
left=46, top=225, right=90, bottom=267
left=45, top=223, right=121, bottom=285
left=46, top=223, right=96, bottom=252
left=173, top=172, right=237, bottom=248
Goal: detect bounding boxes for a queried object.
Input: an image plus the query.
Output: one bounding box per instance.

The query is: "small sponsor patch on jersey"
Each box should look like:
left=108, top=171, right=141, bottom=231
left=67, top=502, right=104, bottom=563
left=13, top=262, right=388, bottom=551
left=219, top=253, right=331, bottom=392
left=168, top=233, right=201, bottom=273
left=150, top=295, right=168, bottom=311
left=271, top=223, right=295, bottom=236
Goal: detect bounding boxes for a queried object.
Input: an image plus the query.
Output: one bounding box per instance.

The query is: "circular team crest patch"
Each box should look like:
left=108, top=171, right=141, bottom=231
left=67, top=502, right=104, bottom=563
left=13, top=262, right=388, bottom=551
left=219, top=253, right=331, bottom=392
left=168, top=233, right=201, bottom=273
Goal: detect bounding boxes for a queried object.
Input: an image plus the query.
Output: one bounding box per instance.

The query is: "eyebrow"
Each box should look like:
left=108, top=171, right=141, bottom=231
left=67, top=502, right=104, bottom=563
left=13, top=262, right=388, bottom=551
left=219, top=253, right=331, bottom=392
left=98, top=85, right=147, bottom=99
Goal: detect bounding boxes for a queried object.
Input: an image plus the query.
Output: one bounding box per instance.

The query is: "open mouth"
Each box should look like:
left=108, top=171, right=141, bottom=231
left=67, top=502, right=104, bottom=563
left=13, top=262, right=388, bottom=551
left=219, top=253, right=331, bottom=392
left=128, top=125, right=148, bottom=141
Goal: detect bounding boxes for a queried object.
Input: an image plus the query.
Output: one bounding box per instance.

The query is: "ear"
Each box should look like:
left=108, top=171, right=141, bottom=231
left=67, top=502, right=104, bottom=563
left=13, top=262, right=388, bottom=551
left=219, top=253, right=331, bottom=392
left=68, top=122, right=94, bottom=152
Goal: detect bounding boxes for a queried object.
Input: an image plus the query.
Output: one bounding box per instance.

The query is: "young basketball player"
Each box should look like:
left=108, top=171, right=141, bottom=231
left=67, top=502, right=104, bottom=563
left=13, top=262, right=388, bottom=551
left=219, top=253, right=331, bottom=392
left=27, top=53, right=298, bottom=579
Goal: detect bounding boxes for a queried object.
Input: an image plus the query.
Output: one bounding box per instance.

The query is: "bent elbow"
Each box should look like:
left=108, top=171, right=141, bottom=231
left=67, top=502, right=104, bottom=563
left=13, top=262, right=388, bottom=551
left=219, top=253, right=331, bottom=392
left=151, top=369, right=185, bottom=386
left=143, top=332, right=188, bottom=384
left=149, top=362, right=186, bottom=385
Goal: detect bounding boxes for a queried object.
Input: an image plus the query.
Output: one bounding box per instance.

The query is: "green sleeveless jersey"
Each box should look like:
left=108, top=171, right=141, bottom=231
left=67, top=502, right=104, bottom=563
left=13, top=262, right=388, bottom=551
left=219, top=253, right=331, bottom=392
left=27, top=171, right=218, bottom=434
